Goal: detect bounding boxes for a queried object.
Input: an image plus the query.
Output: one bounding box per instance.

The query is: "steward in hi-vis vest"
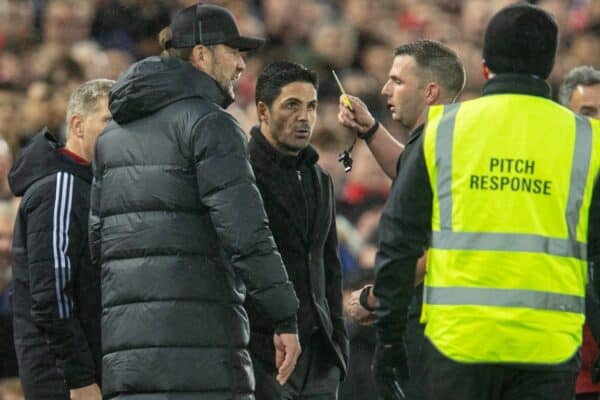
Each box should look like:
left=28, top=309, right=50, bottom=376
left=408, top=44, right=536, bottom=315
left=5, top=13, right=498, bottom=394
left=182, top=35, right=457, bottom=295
left=372, top=3, right=600, bottom=400
left=422, top=92, right=600, bottom=364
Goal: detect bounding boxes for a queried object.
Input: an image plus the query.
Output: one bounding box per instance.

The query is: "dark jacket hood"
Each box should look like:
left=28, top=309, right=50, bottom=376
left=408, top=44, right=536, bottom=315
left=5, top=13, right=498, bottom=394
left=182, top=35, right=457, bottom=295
left=9, top=128, right=92, bottom=196
left=109, top=56, right=234, bottom=124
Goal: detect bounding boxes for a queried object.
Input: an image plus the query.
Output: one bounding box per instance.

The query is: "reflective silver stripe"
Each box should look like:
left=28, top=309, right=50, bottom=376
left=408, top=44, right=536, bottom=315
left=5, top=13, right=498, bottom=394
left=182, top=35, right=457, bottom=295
left=435, top=103, right=461, bottom=230
left=432, top=231, right=587, bottom=260
left=433, top=109, right=592, bottom=260
left=425, top=286, right=584, bottom=313
left=566, top=116, right=592, bottom=238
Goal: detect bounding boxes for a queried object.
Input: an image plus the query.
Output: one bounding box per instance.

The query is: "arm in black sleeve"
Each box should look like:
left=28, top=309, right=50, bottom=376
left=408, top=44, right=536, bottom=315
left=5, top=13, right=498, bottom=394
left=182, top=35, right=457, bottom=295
left=193, top=111, right=299, bottom=332
left=586, top=282, right=600, bottom=343
left=588, top=173, right=600, bottom=299
left=26, top=179, right=96, bottom=388
left=323, top=177, right=349, bottom=368
left=373, top=135, right=431, bottom=345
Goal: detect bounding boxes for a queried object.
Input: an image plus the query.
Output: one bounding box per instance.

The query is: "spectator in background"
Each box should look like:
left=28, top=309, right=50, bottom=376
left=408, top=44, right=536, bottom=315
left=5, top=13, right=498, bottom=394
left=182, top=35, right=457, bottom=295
left=0, top=84, right=22, bottom=154
left=18, top=81, right=55, bottom=147
left=32, top=0, right=94, bottom=81
left=310, top=19, right=358, bottom=71
left=0, top=0, right=35, bottom=52
left=0, top=139, right=13, bottom=201
left=248, top=61, right=348, bottom=399
left=91, top=4, right=300, bottom=399
left=9, top=79, right=113, bottom=400
left=90, top=0, right=171, bottom=58
left=43, top=0, right=93, bottom=50
left=559, top=65, right=600, bottom=400
left=0, top=200, right=18, bottom=379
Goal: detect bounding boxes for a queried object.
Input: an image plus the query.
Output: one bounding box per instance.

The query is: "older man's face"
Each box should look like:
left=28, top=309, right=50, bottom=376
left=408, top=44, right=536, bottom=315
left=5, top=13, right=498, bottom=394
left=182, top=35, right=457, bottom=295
left=569, top=83, right=600, bottom=119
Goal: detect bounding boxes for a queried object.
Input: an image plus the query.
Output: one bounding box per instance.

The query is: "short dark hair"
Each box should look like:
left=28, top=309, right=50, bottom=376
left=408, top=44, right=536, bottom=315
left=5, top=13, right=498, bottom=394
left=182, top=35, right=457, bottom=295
left=483, top=3, right=557, bottom=79
left=394, top=40, right=465, bottom=102
left=558, top=66, right=600, bottom=106
left=255, top=61, right=319, bottom=107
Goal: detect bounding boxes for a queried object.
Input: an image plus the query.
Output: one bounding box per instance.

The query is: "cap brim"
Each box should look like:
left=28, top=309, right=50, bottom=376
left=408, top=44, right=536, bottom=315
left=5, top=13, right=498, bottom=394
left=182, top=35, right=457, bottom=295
left=226, top=36, right=265, bottom=51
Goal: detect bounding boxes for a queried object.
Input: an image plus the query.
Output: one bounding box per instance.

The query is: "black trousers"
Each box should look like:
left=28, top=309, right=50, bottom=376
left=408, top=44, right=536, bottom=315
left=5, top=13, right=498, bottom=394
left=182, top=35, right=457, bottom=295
left=252, top=333, right=340, bottom=400
left=404, top=288, right=426, bottom=400
left=422, top=338, right=578, bottom=400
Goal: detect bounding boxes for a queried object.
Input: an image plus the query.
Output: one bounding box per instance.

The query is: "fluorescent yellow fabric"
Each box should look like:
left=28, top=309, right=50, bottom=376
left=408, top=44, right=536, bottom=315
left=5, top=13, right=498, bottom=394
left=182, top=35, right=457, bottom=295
left=421, top=94, right=600, bottom=364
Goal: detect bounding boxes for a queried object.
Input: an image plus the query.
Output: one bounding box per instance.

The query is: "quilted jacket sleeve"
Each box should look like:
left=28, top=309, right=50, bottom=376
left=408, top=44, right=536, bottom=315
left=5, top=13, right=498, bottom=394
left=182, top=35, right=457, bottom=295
left=193, top=111, right=299, bottom=332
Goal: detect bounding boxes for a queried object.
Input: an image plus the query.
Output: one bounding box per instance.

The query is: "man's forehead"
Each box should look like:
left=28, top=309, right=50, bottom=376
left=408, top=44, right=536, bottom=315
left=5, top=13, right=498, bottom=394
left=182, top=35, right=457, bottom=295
left=277, top=81, right=317, bottom=101
left=391, top=55, right=417, bottom=72
left=575, top=83, right=600, bottom=99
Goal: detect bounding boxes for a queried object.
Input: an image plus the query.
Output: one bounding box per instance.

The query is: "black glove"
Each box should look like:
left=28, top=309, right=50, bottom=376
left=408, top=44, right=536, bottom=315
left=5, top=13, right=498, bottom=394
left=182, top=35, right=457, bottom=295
left=371, top=341, right=408, bottom=400
left=593, top=352, right=600, bottom=383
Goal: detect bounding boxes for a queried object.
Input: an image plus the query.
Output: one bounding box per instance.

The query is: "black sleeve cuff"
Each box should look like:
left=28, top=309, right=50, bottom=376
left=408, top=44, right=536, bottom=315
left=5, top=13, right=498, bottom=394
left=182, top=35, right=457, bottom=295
left=274, top=316, right=298, bottom=334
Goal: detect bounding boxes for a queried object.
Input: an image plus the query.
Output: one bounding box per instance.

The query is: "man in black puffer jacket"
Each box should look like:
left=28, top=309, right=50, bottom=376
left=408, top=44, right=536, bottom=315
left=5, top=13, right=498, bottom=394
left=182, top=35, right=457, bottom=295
left=90, top=4, right=301, bottom=400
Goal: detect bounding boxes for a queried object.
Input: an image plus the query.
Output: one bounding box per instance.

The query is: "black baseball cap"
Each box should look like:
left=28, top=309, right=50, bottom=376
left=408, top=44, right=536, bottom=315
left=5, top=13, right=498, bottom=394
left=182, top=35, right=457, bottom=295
left=483, top=3, right=557, bottom=79
left=167, top=3, right=265, bottom=51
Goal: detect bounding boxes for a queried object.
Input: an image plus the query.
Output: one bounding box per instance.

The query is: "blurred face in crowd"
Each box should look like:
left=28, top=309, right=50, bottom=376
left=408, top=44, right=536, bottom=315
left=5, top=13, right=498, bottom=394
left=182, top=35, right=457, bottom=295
left=21, top=81, right=53, bottom=134
left=461, top=0, right=493, bottom=46
left=568, top=84, right=600, bottom=119
left=69, top=96, right=111, bottom=162
left=0, top=0, right=34, bottom=47
left=259, top=81, right=318, bottom=155
left=0, top=202, right=16, bottom=284
left=310, top=22, right=358, bottom=69
left=0, top=140, right=13, bottom=198
left=198, top=44, right=246, bottom=100
left=381, top=55, right=428, bottom=131
left=44, top=0, right=91, bottom=47
left=0, top=89, right=19, bottom=135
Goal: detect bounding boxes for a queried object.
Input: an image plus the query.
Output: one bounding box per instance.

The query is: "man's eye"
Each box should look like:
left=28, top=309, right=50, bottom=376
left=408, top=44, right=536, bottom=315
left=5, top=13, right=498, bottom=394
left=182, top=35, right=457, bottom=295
left=580, top=108, right=596, bottom=117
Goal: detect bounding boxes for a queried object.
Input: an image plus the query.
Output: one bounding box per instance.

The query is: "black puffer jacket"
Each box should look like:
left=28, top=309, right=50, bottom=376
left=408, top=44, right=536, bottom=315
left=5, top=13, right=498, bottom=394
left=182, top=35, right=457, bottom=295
left=90, top=56, right=299, bottom=400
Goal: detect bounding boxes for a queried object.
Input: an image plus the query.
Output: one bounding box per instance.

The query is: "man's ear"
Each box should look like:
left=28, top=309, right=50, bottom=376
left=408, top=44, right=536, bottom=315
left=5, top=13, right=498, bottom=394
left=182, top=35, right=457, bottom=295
left=257, top=101, right=269, bottom=124
left=425, top=82, right=441, bottom=105
left=69, top=114, right=84, bottom=139
left=190, top=45, right=212, bottom=72
left=482, top=61, right=491, bottom=81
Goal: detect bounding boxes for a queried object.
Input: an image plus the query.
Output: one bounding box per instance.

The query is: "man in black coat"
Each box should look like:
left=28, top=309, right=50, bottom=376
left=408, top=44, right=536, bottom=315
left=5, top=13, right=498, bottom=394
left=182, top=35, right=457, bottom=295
left=247, top=61, right=349, bottom=399
left=90, top=4, right=300, bottom=400
left=337, top=40, right=465, bottom=400
left=9, top=78, right=114, bottom=400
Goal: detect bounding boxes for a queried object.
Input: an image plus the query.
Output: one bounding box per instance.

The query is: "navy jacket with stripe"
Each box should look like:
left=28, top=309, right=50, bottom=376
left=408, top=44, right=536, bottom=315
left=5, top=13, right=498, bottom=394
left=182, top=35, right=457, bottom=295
left=9, top=129, right=100, bottom=398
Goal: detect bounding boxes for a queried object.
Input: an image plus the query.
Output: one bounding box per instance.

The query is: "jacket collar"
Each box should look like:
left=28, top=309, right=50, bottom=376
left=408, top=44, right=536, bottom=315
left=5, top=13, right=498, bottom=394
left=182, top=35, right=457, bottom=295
left=109, top=56, right=233, bottom=124
left=250, top=126, right=319, bottom=170
left=482, top=74, right=552, bottom=99
left=408, top=124, right=425, bottom=145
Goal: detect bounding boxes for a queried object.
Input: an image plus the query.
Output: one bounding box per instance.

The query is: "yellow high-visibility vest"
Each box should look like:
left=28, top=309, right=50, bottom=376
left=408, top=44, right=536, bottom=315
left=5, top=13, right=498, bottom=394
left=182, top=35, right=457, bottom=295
left=421, top=94, right=600, bottom=364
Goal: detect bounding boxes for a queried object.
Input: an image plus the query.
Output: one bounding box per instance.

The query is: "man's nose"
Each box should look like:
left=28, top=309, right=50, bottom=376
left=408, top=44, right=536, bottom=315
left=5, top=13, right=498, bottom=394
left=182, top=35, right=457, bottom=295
left=237, top=55, right=246, bottom=71
left=297, top=107, right=309, bottom=121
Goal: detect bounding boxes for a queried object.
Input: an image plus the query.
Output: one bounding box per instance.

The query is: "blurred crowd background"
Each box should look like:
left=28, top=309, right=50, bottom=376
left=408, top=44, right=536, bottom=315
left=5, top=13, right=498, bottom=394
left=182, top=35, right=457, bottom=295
left=0, top=0, right=598, bottom=399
